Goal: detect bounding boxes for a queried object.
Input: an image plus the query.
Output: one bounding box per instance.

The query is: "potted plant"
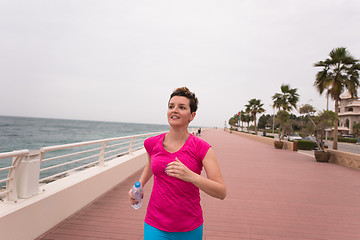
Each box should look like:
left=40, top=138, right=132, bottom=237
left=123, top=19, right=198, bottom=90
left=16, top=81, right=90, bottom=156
left=272, top=84, right=299, bottom=149
left=300, top=104, right=336, bottom=162
left=273, top=110, right=291, bottom=149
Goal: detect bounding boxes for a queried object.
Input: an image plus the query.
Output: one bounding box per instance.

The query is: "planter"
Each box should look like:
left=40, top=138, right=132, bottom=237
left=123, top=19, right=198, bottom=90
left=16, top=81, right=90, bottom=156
left=274, top=141, right=284, bottom=149
left=314, top=150, right=331, bottom=162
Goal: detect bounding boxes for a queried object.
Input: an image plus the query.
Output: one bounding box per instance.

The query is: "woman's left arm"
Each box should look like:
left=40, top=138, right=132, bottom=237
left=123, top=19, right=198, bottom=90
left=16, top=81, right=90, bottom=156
left=166, top=148, right=226, bottom=200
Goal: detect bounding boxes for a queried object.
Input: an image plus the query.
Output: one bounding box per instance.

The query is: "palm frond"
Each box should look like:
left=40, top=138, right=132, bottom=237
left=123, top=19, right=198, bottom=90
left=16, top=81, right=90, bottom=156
left=314, top=47, right=360, bottom=103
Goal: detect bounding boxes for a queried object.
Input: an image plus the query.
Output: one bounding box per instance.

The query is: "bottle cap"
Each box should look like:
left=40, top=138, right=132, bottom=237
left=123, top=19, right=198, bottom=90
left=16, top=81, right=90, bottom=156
left=135, top=181, right=141, bottom=188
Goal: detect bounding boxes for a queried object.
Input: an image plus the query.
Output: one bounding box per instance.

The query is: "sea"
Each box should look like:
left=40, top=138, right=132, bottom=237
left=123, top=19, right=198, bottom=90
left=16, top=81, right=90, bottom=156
left=0, top=115, right=170, bottom=186
left=0, top=115, right=170, bottom=153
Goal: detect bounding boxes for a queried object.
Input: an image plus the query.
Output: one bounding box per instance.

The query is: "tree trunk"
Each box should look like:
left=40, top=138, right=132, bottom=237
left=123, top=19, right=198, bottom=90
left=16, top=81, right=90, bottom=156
left=333, top=99, right=339, bottom=150
left=326, top=92, right=329, bottom=111
left=254, top=114, right=257, bottom=135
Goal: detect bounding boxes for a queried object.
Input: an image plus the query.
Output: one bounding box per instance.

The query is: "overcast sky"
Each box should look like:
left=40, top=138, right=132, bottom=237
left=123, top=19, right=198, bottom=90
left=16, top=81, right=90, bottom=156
left=1, top=0, right=359, bottom=127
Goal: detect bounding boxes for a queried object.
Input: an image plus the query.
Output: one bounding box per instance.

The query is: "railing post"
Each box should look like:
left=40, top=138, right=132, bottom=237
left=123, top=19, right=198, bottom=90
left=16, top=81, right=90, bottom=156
left=98, top=142, right=107, bottom=167
left=6, top=153, right=25, bottom=202
left=129, top=137, right=135, bottom=154
left=16, top=150, right=41, bottom=199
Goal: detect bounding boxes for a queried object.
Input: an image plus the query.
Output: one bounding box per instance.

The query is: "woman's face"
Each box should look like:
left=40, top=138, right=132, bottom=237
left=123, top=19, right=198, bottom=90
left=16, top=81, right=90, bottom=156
left=167, top=96, right=196, bottom=127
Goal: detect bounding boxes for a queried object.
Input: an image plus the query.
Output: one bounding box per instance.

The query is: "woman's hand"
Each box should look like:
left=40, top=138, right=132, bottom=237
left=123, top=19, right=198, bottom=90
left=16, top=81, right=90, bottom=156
left=167, top=149, right=226, bottom=200
left=128, top=187, right=143, bottom=205
left=128, top=188, right=137, bottom=205
left=165, top=158, right=199, bottom=183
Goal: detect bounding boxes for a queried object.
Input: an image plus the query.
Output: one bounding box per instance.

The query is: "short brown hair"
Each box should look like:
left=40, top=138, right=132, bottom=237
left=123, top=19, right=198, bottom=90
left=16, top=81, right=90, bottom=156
left=169, top=87, right=198, bottom=113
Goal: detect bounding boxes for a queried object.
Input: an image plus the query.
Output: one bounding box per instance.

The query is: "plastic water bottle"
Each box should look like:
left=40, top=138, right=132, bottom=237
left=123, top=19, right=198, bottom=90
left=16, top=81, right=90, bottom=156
left=131, top=181, right=143, bottom=209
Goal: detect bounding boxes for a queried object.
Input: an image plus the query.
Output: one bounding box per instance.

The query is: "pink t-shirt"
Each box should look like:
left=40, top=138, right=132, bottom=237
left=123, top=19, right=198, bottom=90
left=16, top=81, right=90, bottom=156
left=144, top=133, right=211, bottom=232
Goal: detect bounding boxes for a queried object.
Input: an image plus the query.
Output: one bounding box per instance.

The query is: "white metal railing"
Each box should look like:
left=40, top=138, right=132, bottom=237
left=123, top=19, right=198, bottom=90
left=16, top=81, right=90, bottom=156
left=0, top=150, right=30, bottom=202
left=0, top=131, right=164, bottom=202
left=39, top=132, right=163, bottom=183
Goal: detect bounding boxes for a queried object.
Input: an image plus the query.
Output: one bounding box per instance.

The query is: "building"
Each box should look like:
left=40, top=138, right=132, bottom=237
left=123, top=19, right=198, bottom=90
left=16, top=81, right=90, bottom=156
left=336, top=91, right=360, bottom=135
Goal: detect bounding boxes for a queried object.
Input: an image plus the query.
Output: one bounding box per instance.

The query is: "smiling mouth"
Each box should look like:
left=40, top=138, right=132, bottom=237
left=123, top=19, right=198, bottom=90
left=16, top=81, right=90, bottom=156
left=171, top=116, right=180, bottom=119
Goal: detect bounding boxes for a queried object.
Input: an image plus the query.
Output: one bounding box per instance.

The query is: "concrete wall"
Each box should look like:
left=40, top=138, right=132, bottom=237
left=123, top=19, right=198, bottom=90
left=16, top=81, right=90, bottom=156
left=328, top=149, right=360, bottom=170
left=0, top=149, right=148, bottom=240
left=226, top=130, right=294, bottom=150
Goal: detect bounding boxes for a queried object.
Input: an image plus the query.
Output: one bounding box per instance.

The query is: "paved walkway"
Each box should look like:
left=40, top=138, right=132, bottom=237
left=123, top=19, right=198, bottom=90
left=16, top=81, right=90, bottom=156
left=38, top=129, right=360, bottom=240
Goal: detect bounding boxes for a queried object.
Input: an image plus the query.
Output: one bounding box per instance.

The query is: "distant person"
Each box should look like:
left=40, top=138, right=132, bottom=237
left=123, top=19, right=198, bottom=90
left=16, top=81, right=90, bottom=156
left=197, top=127, right=202, bottom=136
left=129, top=87, right=226, bottom=240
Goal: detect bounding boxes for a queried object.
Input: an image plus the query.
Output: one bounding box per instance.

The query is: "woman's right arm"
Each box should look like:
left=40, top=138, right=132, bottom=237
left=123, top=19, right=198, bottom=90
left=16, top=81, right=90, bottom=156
left=138, top=154, right=153, bottom=187
left=129, top=154, right=153, bottom=205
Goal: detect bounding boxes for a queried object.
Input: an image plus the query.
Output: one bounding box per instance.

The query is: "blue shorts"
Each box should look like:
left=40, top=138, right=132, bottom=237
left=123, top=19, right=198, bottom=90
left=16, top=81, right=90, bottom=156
left=144, top=222, right=203, bottom=240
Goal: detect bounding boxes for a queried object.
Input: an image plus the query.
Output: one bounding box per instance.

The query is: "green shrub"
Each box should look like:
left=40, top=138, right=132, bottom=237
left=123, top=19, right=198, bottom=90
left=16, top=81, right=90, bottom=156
left=264, top=135, right=274, bottom=138
left=297, top=140, right=315, bottom=150
left=338, top=137, right=358, bottom=143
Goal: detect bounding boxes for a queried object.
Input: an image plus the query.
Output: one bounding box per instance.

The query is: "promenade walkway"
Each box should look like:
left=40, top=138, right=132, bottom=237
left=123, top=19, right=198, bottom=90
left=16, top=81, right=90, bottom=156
left=38, top=129, right=360, bottom=240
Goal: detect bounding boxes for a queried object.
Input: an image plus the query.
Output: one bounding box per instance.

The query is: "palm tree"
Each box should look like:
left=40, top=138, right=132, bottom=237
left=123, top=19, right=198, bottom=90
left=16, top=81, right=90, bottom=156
left=240, top=110, right=246, bottom=131
left=272, top=84, right=299, bottom=140
left=243, top=113, right=253, bottom=133
left=314, top=47, right=360, bottom=150
left=272, top=84, right=299, bottom=111
left=228, top=113, right=240, bottom=129
left=245, top=98, right=265, bottom=135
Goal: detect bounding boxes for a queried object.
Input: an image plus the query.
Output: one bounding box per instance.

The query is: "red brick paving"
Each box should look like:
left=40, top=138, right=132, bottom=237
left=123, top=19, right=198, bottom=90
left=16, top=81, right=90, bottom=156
left=38, top=129, right=360, bottom=240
